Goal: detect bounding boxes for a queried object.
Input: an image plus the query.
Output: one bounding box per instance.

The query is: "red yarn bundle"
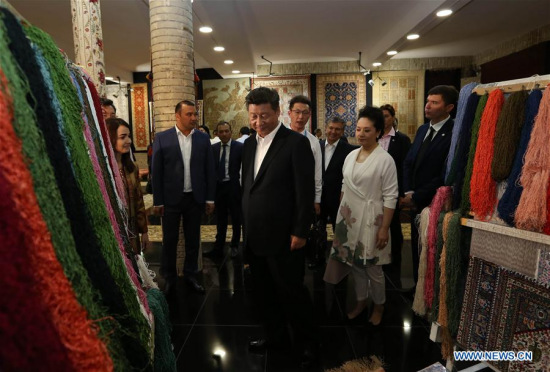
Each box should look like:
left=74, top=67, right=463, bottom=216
left=516, top=85, right=550, bottom=232
left=424, top=186, right=452, bottom=309
left=544, top=182, right=550, bottom=235
left=470, top=89, right=505, bottom=220
left=0, top=72, right=113, bottom=371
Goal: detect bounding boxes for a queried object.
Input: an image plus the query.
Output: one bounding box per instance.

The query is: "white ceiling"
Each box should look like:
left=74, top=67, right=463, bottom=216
left=6, top=0, right=550, bottom=82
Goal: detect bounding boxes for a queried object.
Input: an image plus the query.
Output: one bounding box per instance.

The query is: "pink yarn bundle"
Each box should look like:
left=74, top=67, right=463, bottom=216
left=470, top=89, right=505, bottom=220
left=424, top=186, right=453, bottom=309
left=516, top=85, right=550, bottom=231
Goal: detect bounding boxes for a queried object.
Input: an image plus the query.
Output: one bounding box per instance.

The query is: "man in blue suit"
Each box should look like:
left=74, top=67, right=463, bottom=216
left=209, top=121, right=243, bottom=258
left=402, top=85, right=458, bottom=284
left=152, top=100, right=216, bottom=294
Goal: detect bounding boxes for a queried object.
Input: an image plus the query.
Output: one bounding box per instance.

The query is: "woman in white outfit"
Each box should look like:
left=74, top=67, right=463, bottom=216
left=323, top=106, right=398, bottom=325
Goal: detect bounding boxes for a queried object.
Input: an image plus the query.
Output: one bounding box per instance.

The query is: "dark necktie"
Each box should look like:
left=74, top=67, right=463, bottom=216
left=218, top=144, right=227, bottom=181
left=414, top=126, right=435, bottom=172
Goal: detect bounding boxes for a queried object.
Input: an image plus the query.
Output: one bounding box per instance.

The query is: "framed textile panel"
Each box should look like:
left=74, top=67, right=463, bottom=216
left=203, top=78, right=250, bottom=138
left=130, top=83, right=150, bottom=151
left=316, top=73, right=366, bottom=139
left=372, top=70, right=425, bottom=141
left=104, top=85, right=129, bottom=123
left=252, top=75, right=311, bottom=130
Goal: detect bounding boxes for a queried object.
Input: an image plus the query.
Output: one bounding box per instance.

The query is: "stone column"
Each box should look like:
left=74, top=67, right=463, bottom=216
left=71, top=0, right=106, bottom=96
left=149, top=0, right=195, bottom=133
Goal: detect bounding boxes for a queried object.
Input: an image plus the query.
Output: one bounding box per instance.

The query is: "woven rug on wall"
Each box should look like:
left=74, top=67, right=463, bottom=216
left=316, top=73, right=366, bottom=138
left=252, top=75, right=310, bottom=130
left=457, top=257, right=550, bottom=371
left=130, top=83, right=150, bottom=151
left=203, top=78, right=250, bottom=138
left=104, top=84, right=129, bottom=123
left=538, top=250, right=550, bottom=287
left=372, top=70, right=425, bottom=141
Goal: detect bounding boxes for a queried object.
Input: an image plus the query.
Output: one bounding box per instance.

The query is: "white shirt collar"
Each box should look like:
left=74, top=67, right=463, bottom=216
left=429, top=116, right=451, bottom=132
left=326, top=139, right=340, bottom=148
left=382, top=127, right=396, bottom=138
left=256, top=123, right=281, bottom=142
left=221, top=139, right=231, bottom=147
left=175, top=125, right=194, bottom=137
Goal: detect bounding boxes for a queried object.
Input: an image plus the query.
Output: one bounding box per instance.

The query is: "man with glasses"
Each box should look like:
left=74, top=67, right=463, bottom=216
left=288, top=95, right=322, bottom=216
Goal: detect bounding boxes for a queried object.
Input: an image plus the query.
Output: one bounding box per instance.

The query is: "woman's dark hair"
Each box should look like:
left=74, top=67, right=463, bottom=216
left=199, top=124, right=211, bottom=137
left=357, top=106, right=385, bottom=140
left=106, top=118, right=136, bottom=173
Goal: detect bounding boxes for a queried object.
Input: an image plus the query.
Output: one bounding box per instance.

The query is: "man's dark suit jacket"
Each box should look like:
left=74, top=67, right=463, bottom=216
left=241, top=125, right=314, bottom=256
left=212, top=139, right=243, bottom=194
left=403, top=119, right=454, bottom=210
left=320, top=139, right=356, bottom=223
left=152, top=127, right=216, bottom=207
left=387, top=131, right=412, bottom=197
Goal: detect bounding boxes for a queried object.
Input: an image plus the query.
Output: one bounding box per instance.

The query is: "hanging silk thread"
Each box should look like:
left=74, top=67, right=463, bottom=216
left=412, top=207, right=430, bottom=316
left=470, top=89, right=505, bottom=220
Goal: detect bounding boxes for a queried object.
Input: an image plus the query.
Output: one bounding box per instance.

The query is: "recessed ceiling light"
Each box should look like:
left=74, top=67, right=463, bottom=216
left=436, top=9, right=453, bottom=17
left=387, top=50, right=398, bottom=56
left=213, top=46, right=225, bottom=52
left=232, top=70, right=240, bottom=74
left=199, top=26, right=213, bottom=33
left=407, top=34, right=420, bottom=40
left=224, top=60, right=234, bottom=64
left=372, top=62, right=382, bottom=67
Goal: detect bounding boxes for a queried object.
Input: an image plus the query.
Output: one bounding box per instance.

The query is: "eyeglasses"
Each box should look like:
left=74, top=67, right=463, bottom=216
left=291, top=109, right=311, bottom=116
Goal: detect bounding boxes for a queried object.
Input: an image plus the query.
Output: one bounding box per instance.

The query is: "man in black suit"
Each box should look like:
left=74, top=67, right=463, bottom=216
left=209, top=121, right=243, bottom=258
left=308, top=117, right=356, bottom=269
left=152, top=100, right=216, bottom=295
left=242, top=87, right=318, bottom=368
left=379, top=105, right=411, bottom=287
left=401, top=85, right=458, bottom=284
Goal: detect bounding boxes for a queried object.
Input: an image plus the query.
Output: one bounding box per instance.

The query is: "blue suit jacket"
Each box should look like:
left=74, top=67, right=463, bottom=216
left=152, top=127, right=216, bottom=207
left=212, top=139, right=243, bottom=195
left=403, top=119, right=454, bottom=210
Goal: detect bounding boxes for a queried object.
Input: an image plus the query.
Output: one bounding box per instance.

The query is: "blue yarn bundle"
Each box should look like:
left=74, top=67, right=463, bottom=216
left=497, top=90, right=543, bottom=226
left=445, top=82, right=478, bottom=181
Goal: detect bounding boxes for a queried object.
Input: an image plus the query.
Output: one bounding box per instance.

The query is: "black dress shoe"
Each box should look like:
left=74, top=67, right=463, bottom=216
left=185, top=276, right=205, bottom=294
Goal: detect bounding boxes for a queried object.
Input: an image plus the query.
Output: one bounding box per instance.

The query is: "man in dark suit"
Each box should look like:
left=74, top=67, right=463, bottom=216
left=308, top=117, right=356, bottom=269
left=242, top=87, right=318, bottom=368
left=209, top=121, right=243, bottom=258
left=401, top=85, right=458, bottom=284
left=152, top=100, right=216, bottom=295
left=379, top=105, right=411, bottom=287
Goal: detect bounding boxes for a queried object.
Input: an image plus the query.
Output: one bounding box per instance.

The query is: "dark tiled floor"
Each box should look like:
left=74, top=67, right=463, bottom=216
left=144, top=227, right=447, bottom=372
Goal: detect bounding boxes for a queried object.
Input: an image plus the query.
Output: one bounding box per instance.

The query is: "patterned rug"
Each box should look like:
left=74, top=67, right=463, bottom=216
left=130, top=83, right=150, bottom=151
left=316, top=73, right=366, bottom=138
left=457, top=257, right=550, bottom=371
left=538, top=250, right=550, bottom=287
left=203, top=78, right=250, bottom=138
left=252, top=75, right=310, bottom=130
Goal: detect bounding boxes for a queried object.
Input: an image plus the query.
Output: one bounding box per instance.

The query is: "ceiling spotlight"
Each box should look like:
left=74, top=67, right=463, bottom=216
left=363, top=69, right=371, bottom=76
left=232, top=70, right=240, bottom=74
left=199, top=26, right=213, bottom=33
left=381, top=79, right=387, bottom=87
left=372, top=62, right=382, bottom=67
left=436, top=9, right=453, bottom=17
left=387, top=50, right=398, bottom=56
left=213, top=46, right=225, bottom=52
left=407, top=34, right=420, bottom=40
left=224, top=60, right=234, bottom=64
left=368, top=79, right=375, bottom=87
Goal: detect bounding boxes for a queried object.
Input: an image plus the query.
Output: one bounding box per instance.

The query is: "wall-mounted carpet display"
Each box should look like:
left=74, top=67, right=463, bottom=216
left=203, top=77, right=250, bottom=136
left=457, top=257, right=550, bottom=372
left=253, top=75, right=311, bottom=129
left=130, top=82, right=151, bottom=151
left=316, top=73, right=366, bottom=138
left=372, top=70, right=425, bottom=140
left=0, top=5, right=174, bottom=369
left=105, top=84, right=130, bottom=123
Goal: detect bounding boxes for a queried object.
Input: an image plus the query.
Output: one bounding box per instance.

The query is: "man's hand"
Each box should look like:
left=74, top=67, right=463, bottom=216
left=153, top=206, right=164, bottom=216
left=205, top=203, right=215, bottom=215
left=314, top=203, right=321, bottom=216
left=290, top=235, right=307, bottom=251
left=376, top=228, right=389, bottom=250
left=399, top=193, right=414, bottom=208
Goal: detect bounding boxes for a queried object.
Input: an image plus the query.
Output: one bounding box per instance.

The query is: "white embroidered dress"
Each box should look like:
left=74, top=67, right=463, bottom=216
left=330, top=145, right=398, bottom=268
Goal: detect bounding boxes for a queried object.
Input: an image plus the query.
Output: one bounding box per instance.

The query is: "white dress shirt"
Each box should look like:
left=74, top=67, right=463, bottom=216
left=175, top=125, right=193, bottom=192
left=254, top=123, right=281, bottom=179
left=219, top=139, right=231, bottom=181
left=379, top=127, right=395, bottom=152
left=298, top=129, right=322, bottom=203
left=324, top=139, right=340, bottom=171
left=236, top=134, right=249, bottom=143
